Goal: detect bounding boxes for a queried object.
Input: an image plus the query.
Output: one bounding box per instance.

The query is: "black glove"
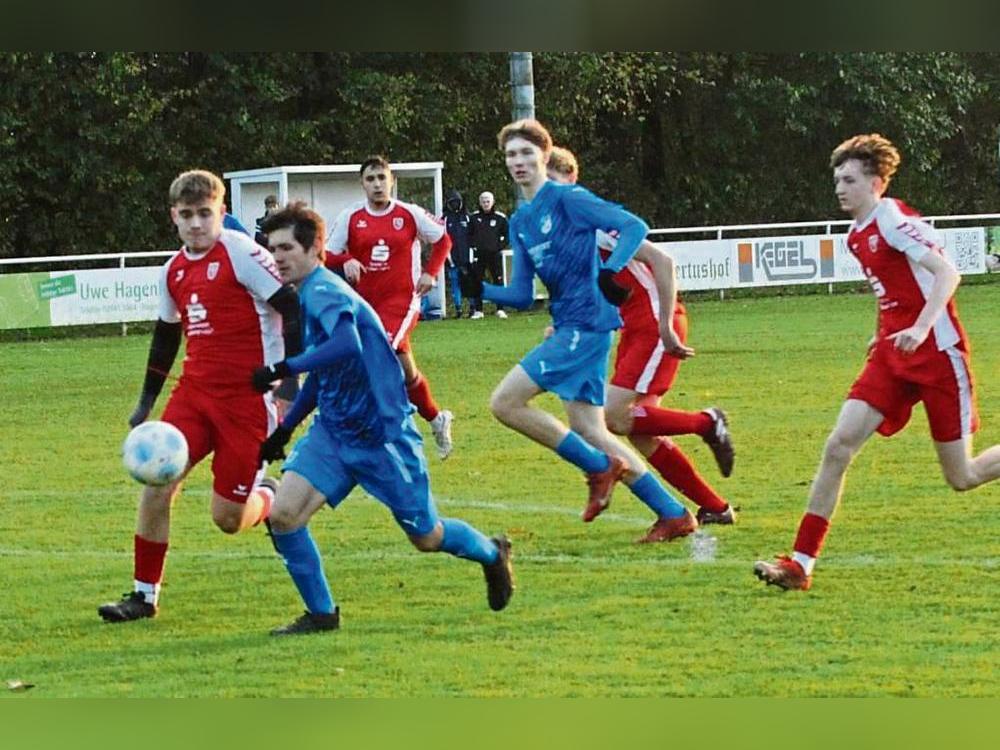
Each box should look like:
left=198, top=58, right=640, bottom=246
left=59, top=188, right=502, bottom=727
left=251, top=361, right=292, bottom=393
left=128, top=392, right=157, bottom=428
left=597, top=268, right=630, bottom=306
left=259, top=424, right=293, bottom=465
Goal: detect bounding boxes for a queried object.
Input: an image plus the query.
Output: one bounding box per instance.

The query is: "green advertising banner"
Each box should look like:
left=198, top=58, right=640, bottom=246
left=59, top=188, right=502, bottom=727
left=0, top=267, right=162, bottom=329
left=0, top=272, right=52, bottom=328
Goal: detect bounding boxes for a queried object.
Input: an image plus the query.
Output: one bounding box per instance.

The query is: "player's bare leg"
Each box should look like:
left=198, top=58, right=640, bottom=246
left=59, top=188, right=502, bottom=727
left=398, top=348, right=453, bottom=459
left=935, top=436, right=1000, bottom=491
left=211, top=481, right=275, bottom=535
left=490, top=366, right=626, bottom=519
left=755, top=399, right=882, bottom=590
left=565, top=399, right=693, bottom=536
left=490, top=365, right=569, bottom=447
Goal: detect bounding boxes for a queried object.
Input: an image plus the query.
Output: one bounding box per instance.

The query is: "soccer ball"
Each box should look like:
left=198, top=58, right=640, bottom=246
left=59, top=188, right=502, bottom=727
left=122, top=421, right=189, bottom=487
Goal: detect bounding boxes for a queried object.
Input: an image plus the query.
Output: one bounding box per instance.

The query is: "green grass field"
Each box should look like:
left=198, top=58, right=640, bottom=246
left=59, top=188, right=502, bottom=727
left=1, top=284, right=997, bottom=697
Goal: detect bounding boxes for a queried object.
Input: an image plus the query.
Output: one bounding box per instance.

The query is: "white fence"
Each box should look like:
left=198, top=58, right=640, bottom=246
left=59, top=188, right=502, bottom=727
left=2, top=213, right=998, bottom=330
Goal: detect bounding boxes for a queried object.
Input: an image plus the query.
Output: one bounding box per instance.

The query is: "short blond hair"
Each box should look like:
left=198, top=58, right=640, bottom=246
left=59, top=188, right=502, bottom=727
left=548, top=146, right=579, bottom=181
left=830, top=134, right=901, bottom=186
left=497, top=119, right=553, bottom=155
left=169, top=170, right=225, bottom=206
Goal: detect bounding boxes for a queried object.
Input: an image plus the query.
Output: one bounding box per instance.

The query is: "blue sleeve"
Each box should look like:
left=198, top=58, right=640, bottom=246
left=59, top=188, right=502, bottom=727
left=281, top=373, right=318, bottom=430
left=284, top=309, right=361, bottom=374
left=562, top=188, right=649, bottom=272
left=223, top=213, right=251, bottom=237
left=482, top=231, right=535, bottom=309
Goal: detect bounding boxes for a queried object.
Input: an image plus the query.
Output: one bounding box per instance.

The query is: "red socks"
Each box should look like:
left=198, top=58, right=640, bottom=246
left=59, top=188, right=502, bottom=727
left=406, top=372, right=440, bottom=422
left=793, top=513, right=830, bottom=558
left=648, top=439, right=729, bottom=513
left=631, top=406, right=712, bottom=437
left=134, top=534, right=168, bottom=587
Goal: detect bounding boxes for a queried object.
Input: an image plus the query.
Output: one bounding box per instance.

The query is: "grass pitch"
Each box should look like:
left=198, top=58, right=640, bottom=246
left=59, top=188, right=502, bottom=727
left=1, top=284, right=997, bottom=697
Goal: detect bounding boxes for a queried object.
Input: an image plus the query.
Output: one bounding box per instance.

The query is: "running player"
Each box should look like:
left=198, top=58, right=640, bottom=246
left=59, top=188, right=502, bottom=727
left=546, top=146, right=736, bottom=526
left=255, top=202, right=513, bottom=634
left=478, top=119, right=697, bottom=543
left=98, top=169, right=301, bottom=622
left=755, top=133, right=1000, bottom=590
left=325, top=157, right=455, bottom=459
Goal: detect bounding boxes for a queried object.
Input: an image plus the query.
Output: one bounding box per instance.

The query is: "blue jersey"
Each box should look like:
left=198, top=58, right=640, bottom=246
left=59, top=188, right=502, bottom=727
left=297, top=266, right=413, bottom=447
left=489, top=181, right=648, bottom=332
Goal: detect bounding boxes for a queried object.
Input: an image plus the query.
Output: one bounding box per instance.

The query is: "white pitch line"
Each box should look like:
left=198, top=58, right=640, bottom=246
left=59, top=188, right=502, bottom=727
left=2, top=489, right=653, bottom=527
left=0, top=545, right=995, bottom=569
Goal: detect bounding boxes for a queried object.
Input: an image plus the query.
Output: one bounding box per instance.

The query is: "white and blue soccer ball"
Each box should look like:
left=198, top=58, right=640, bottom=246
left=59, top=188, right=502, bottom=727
left=122, top=421, right=189, bottom=487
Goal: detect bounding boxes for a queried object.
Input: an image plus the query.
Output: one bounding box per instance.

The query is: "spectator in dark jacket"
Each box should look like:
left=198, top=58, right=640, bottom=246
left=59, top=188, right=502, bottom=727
left=442, top=188, right=474, bottom=318
left=469, top=191, right=510, bottom=319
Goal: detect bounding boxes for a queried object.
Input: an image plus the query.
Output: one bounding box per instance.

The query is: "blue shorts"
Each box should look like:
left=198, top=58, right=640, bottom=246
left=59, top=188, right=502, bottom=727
left=283, top=416, right=439, bottom=536
left=520, top=327, right=613, bottom=406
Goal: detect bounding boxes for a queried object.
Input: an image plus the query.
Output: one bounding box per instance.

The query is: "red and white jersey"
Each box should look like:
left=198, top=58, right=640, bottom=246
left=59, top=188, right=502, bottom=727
left=597, top=229, right=685, bottom=334
left=327, top=198, right=446, bottom=317
left=159, top=228, right=284, bottom=391
left=847, top=198, right=966, bottom=351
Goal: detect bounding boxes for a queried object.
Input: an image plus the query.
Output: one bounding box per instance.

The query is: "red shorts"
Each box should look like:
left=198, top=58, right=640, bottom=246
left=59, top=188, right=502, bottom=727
left=376, top=295, right=421, bottom=353
left=610, top=312, right=688, bottom=396
left=161, top=382, right=276, bottom=502
left=848, top=338, right=978, bottom=443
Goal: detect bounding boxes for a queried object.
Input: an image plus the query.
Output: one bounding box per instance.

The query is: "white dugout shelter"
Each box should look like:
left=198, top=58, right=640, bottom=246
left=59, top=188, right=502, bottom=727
left=224, top=162, right=447, bottom=316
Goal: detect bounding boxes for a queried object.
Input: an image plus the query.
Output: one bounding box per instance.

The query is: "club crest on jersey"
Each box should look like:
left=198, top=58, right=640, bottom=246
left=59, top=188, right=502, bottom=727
left=868, top=235, right=879, bottom=253
left=207, top=261, right=220, bottom=280
left=393, top=217, right=405, bottom=231
left=540, top=215, right=552, bottom=235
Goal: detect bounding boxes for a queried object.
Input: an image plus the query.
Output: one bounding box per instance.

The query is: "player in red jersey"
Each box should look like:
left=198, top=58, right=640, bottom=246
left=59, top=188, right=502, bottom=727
left=98, top=170, right=302, bottom=622
left=325, top=156, right=455, bottom=459
left=755, top=134, right=1000, bottom=591
left=547, top=147, right=737, bottom=527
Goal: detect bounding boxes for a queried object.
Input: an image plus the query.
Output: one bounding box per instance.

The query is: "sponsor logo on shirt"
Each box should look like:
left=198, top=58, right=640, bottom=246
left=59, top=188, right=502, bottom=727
left=370, top=240, right=390, bottom=268
left=174, top=269, right=185, bottom=282
left=356, top=219, right=368, bottom=229
left=526, top=241, right=551, bottom=268
left=186, top=293, right=212, bottom=336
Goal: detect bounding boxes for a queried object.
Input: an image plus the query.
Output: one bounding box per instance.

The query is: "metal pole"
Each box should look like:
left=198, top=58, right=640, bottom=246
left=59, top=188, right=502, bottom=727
left=509, top=52, right=535, bottom=209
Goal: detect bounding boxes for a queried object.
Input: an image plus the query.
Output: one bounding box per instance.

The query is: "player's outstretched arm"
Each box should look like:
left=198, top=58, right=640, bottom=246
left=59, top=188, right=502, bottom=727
left=635, top=241, right=694, bottom=359
left=482, top=241, right=534, bottom=309
left=251, top=313, right=362, bottom=393
left=129, top=319, right=182, bottom=427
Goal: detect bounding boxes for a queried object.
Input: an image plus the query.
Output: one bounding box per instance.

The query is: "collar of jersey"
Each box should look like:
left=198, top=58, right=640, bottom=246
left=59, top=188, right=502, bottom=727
left=364, top=199, right=397, bottom=217
left=851, top=198, right=883, bottom=233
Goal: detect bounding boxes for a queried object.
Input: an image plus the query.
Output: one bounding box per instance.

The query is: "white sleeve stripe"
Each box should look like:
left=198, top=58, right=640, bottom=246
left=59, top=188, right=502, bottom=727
left=403, top=200, right=446, bottom=243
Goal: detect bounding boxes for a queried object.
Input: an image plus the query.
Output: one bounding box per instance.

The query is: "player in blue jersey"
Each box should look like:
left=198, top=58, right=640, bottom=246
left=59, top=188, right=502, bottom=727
left=479, top=119, right=698, bottom=543
left=251, top=202, right=514, bottom=635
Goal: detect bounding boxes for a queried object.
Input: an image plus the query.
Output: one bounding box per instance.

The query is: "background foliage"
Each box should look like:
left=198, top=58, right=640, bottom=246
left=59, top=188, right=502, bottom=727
left=1, top=52, right=999, bottom=258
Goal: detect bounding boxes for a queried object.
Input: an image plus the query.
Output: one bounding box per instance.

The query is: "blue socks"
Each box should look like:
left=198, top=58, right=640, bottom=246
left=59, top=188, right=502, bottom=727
left=271, top=526, right=335, bottom=615
left=556, top=431, right=611, bottom=474
left=439, top=518, right=499, bottom=564
left=628, top=472, right=687, bottom=519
